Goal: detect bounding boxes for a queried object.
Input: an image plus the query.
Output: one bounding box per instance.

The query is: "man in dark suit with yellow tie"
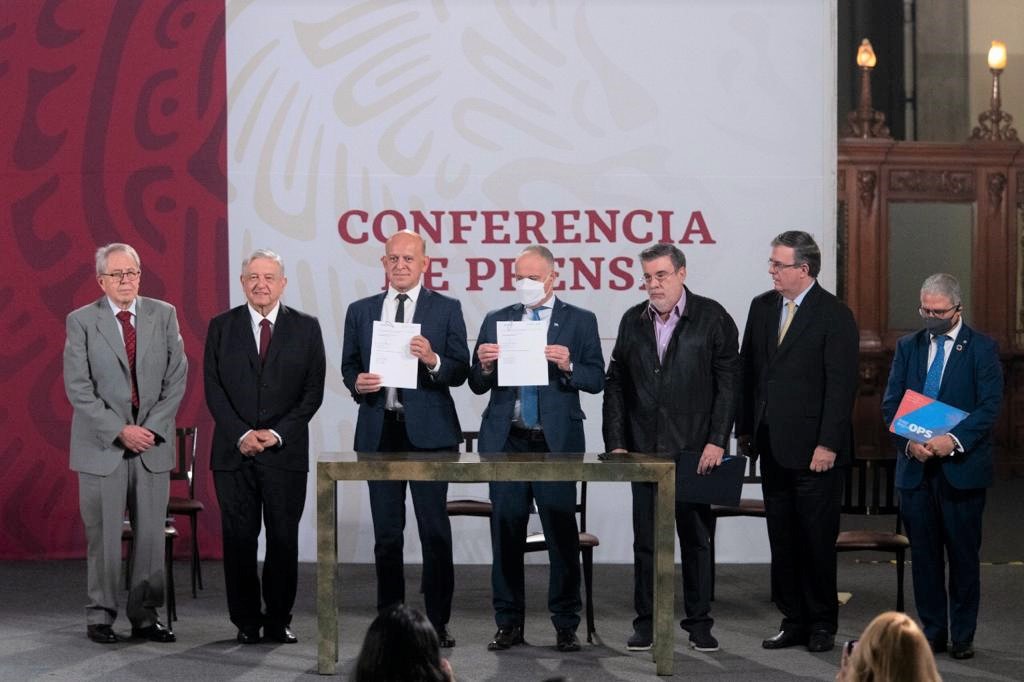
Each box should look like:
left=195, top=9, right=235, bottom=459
left=882, top=273, right=1003, bottom=660
left=737, top=231, right=859, bottom=653
left=341, top=230, right=469, bottom=648
left=205, top=249, right=326, bottom=644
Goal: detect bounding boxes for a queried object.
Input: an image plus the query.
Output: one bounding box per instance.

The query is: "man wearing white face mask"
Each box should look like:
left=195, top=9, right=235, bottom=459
left=469, top=245, right=605, bottom=653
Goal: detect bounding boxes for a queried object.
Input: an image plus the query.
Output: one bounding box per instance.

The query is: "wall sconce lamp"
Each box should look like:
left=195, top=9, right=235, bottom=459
left=970, top=40, right=1018, bottom=141
left=843, top=39, right=891, bottom=139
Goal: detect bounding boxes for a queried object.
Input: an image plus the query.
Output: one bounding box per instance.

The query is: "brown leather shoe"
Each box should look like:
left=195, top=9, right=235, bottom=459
left=87, top=624, right=118, bottom=644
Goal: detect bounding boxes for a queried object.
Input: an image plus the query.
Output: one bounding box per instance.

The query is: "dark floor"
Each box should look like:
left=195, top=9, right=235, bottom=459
left=0, top=555, right=1021, bottom=681
left=3, top=474, right=1022, bottom=680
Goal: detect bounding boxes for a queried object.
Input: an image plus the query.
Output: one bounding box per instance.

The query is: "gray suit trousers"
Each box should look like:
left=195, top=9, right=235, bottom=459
left=79, top=455, right=169, bottom=626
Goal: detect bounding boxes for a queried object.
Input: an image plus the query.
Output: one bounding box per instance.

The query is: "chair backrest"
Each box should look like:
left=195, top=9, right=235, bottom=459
left=171, top=426, right=199, bottom=497
left=742, top=453, right=761, bottom=484
left=842, top=456, right=900, bottom=516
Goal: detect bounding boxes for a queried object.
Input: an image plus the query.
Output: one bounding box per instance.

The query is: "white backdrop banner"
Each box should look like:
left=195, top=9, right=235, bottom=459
left=226, top=0, right=837, bottom=563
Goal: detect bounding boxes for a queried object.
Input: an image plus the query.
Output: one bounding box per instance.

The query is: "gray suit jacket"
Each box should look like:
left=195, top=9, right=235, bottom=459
left=64, top=296, right=188, bottom=475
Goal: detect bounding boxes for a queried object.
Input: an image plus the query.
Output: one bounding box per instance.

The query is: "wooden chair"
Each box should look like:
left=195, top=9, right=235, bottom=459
left=707, top=454, right=765, bottom=600
left=836, top=455, right=910, bottom=611
left=446, top=431, right=601, bottom=642
left=167, top=426, right=205, bottom=597
left=122, top=520, right=179, bottom=628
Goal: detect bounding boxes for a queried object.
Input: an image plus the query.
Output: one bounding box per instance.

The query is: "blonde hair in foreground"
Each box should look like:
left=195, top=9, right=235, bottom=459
left=839, top=611, right=941, bottom=682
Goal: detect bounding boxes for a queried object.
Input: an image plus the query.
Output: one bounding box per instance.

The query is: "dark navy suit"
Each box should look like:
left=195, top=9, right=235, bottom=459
left=881, top=323, right=1003, bottom=646
left=341, top=288, right=469, bottom=632
left=469, top=298, right=604, bottom=631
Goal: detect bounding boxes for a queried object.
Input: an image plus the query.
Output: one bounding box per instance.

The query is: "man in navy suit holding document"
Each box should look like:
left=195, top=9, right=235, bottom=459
left=882, top=273, right=1003, bottom=660
left=341, top=230, right=469, bottom=648
left=470, top=245, right=604, bottom=653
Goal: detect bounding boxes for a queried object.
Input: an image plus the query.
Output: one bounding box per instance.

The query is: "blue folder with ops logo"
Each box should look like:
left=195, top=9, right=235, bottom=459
left=889, top=389, right=969, bottom=443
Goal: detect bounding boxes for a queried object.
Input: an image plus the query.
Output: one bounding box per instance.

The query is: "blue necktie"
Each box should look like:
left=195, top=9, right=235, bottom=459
left=922, top=335, right=948, bottom=398
left=520, top=307, right=544, bottom=428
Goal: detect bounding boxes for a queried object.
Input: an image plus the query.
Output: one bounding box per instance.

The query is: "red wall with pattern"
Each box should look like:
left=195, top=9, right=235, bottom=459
left=0, top=0, right=227, bottom=559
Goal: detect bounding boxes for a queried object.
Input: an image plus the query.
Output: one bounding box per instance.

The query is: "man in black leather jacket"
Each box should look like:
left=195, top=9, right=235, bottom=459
left=603, top=243, right=740, bottom=653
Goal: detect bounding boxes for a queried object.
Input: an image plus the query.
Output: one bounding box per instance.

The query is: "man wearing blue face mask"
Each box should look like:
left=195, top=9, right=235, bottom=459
left=469, top=245, right=605, bottom=653
left=881, top=273, right=1003, bottom=661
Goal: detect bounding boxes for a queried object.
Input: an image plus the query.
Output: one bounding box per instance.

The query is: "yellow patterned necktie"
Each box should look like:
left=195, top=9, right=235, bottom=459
left=778, top=300, right=796, bottom=345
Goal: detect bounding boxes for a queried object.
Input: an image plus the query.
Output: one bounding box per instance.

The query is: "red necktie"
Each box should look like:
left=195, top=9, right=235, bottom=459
left=116, top=310, right=139, bottom=408
left=259, top=318, right=272, bottom=364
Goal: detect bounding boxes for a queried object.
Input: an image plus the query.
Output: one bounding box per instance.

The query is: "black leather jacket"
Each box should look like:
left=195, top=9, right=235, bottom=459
left=603, top=288, right=740, bottom=455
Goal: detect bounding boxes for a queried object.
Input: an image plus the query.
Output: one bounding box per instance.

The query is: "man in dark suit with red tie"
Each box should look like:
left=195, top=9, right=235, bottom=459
left=737, top=231, right=859, bottom=653
left=341, top=230, right=469, bottom=648
left=204, top=249, right=326, bottom=644
left=882, top=273, right=1003, bottom=660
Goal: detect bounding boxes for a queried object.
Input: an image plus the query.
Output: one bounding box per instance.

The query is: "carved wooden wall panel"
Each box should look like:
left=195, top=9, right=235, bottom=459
left=839, top=139, right=1024, bottom=474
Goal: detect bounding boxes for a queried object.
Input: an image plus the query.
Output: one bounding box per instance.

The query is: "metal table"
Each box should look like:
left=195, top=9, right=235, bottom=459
left=316, top=451, right=677, bottom=675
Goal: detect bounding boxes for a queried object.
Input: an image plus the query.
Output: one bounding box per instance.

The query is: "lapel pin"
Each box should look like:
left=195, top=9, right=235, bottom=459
left=956, top=344, right=963, bottom=352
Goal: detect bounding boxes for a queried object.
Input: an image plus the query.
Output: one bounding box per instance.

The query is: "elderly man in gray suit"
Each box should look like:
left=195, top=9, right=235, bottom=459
left=63, top=243, right=187, bottom=644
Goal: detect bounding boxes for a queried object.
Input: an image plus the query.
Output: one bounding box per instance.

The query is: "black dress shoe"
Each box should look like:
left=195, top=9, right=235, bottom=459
left=437, top=626, right=455, bottom=648
left=237, top=627, right=262, bottom=644
left=807, top=631, right=835, bottom=652
left=556, top=628, right=580, bottom=652
left=951, top=641, right=974, bottom=660
left=87, top=624, right=118, bottom=644
left=929, top=638, right=948, bottom=654
left=487, top=624, right=525, bottom=651
left=264, top=625, right=298, bottom=643
left=626, top=629, right=653, bottom=651
left=131, top=621, right=176, bottom=643
left=762, top=629, right=808, bottom=649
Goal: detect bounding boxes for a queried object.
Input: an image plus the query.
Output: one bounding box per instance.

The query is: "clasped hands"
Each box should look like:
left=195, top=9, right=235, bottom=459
left=907, top=434, right=956, bottom=462
left=476, top=343, right=572, bottom=373
left=240, top=429, right=280, bottom=456
left=119, top=425, right=156, bottom=454
left=356, top=335, right=438, bottom=394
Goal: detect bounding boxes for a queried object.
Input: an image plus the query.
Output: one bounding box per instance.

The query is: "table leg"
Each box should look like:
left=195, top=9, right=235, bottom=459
left=317, top=470, right=338, bottom=674
left=653, top=465, right=676, bottom=675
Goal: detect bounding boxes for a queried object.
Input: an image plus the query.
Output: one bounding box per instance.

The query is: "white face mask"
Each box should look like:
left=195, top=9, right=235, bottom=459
left=515, top=277, right=547, bottom=307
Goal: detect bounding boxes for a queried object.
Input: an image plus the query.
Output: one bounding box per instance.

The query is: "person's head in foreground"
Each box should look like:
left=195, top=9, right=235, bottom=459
left=838, top=611, right=941, bottom=682
left=354, top=604, right=453, bottom=682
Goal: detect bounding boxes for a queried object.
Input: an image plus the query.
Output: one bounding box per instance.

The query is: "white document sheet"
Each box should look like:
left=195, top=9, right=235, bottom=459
left=496, top=320, right=548, bottom=387
left=370, top=321, right=421, bottom=389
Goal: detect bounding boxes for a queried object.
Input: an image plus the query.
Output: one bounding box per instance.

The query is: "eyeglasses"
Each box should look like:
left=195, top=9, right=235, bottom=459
left=918, top=304, right=960, bottom=318
left=641, top=269, right=680, bottom=285
left=101, top=270, right=141, bottom=282
left=767, top=259, right=803, bottom=272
